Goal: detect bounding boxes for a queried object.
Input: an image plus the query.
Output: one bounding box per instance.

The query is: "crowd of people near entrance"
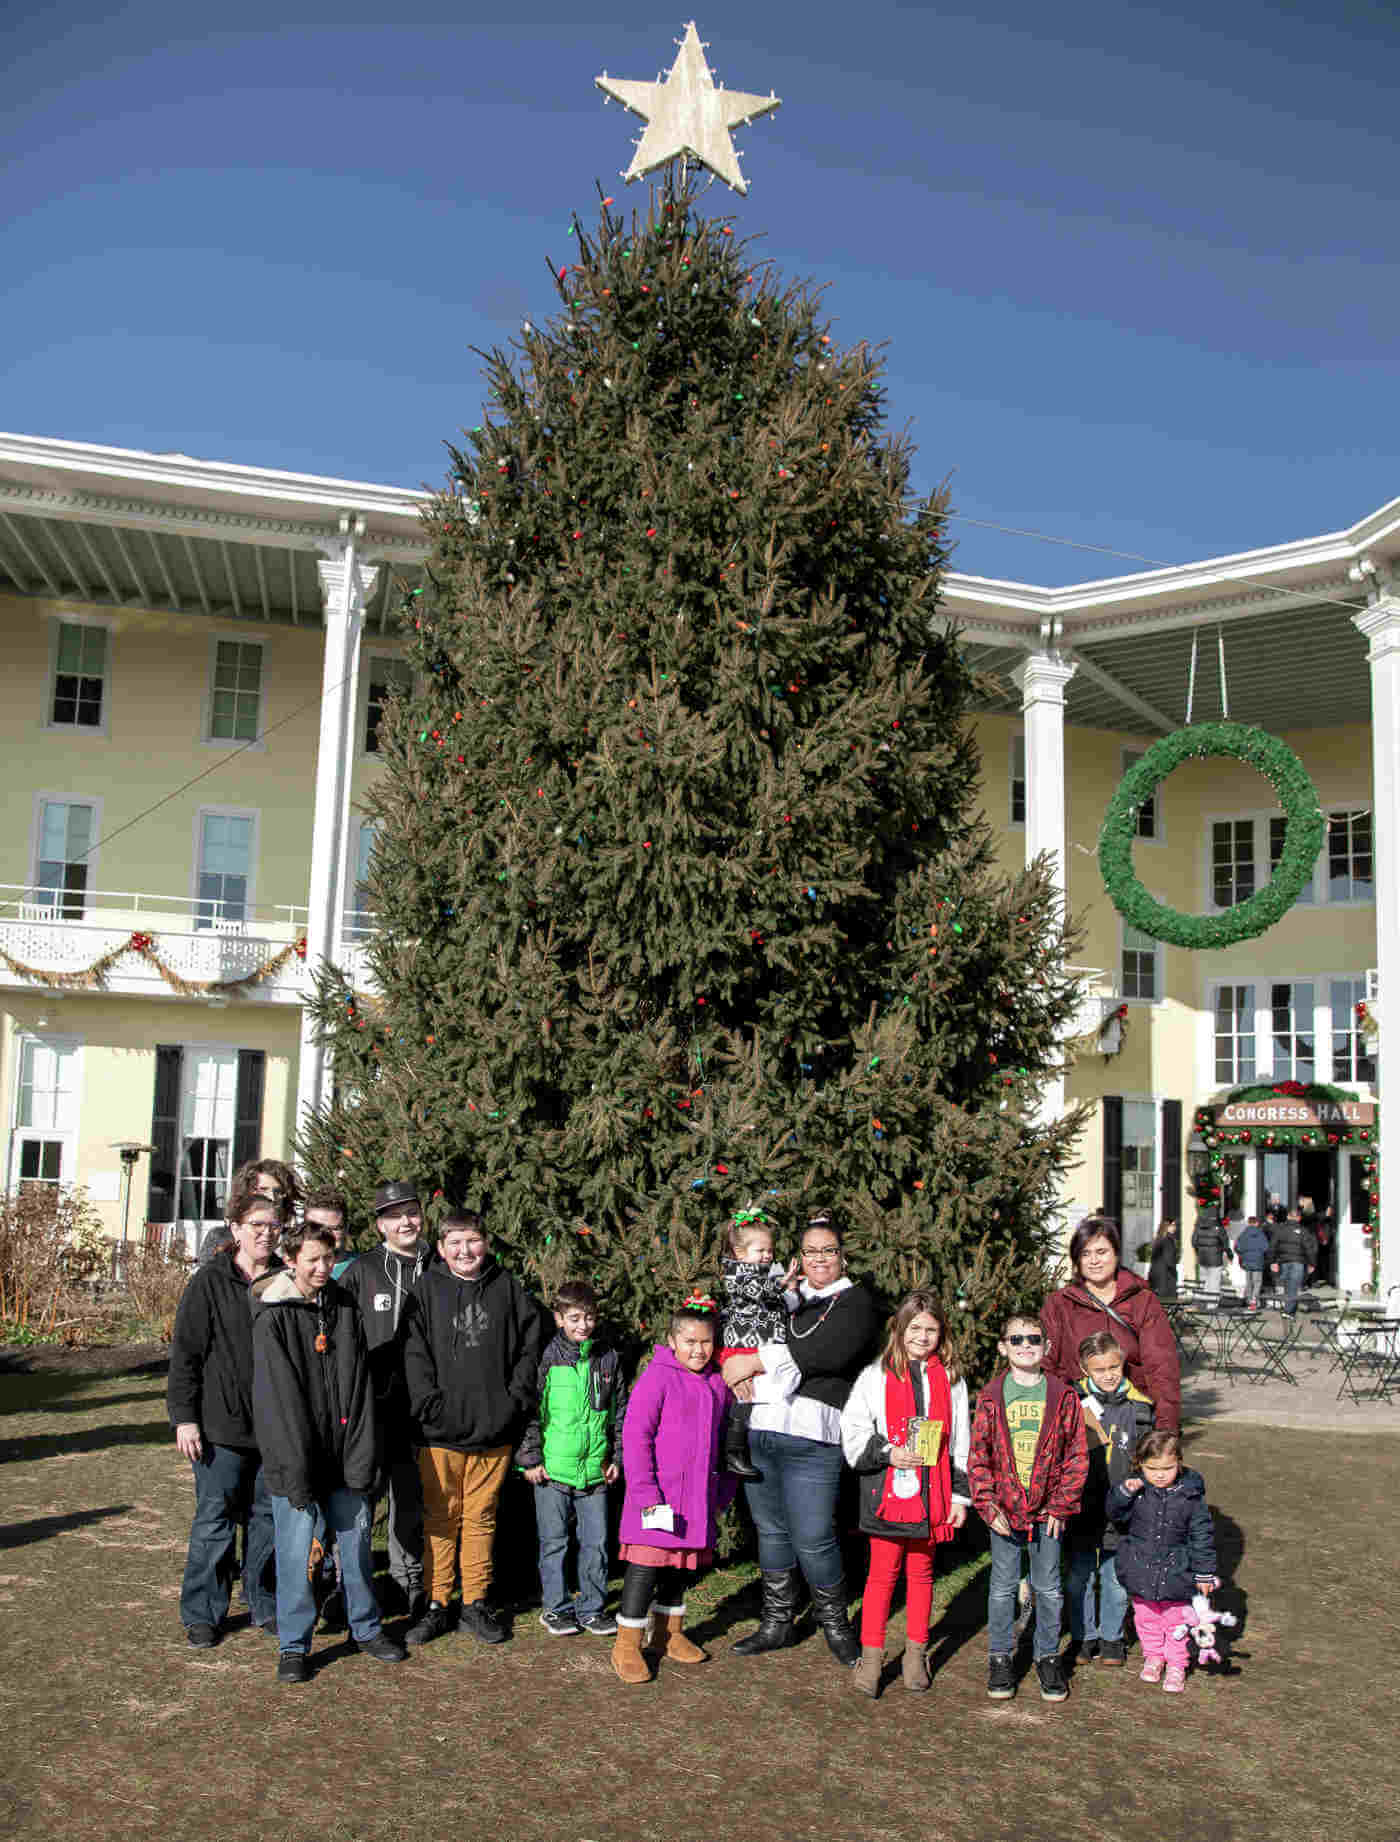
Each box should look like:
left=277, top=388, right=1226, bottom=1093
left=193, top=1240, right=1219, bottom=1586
left=1146, top=1199, right=1328, bottom=1315
left=169, top=1161, right=1225, bottom=1702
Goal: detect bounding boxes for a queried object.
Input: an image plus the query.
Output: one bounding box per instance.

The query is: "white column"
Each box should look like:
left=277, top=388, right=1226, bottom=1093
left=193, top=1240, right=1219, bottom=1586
left=295, top=517, right=380, bottom=1137
left=1015, top=647, right=1078, bottom=1136
left=1354, top=596, right=1400, bottom=1298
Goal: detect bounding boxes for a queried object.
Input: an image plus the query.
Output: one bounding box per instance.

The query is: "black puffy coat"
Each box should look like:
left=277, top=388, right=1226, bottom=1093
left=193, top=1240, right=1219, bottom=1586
left=1191, top=1213, right=1231, bottom=1269
left=250, top=1273, right=378, bottom=1508
left=1107, top=1465, right=1217, bottom=1602
left=167, top=1248, right=282, bottom=1450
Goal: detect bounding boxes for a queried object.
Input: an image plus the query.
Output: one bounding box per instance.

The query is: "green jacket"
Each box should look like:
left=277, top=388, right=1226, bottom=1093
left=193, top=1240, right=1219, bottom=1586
left=516, top=1331, right=628, bottom=1489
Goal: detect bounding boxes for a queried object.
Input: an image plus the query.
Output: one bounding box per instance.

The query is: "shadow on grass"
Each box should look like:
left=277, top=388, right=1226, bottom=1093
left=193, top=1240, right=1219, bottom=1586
left=0, top=1419, right=173, bottom=1463
left=0, top=1503, right=133, bottom=1550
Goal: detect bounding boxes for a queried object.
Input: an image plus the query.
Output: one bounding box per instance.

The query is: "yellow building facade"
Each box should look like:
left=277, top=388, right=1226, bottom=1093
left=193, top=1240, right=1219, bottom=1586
left=1, top=435, right=1395, bottom=1298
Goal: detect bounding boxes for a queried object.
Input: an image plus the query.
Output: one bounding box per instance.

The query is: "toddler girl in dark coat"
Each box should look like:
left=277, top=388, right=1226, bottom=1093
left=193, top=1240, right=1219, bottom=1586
left=1107, top=1428, right=1219, bottom=1693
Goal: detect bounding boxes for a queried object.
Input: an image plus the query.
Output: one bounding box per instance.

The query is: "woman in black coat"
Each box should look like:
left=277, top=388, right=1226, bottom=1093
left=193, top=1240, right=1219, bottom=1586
left=1148, top=1218, right=1180, bottom=1300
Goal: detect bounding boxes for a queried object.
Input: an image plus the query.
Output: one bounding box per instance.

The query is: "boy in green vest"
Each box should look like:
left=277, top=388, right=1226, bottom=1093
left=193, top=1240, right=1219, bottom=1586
left=519, top=1280, right=629, bottom=1637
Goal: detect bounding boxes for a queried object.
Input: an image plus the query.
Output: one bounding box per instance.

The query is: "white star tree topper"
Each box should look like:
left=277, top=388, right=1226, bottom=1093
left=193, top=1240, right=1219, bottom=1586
left=596, top=22, right=780, bottom=196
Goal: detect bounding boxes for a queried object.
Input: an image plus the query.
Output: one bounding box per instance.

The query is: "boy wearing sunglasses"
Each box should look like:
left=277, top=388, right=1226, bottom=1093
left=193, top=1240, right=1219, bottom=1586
left=968, top=1312, right=1087, bottom=1704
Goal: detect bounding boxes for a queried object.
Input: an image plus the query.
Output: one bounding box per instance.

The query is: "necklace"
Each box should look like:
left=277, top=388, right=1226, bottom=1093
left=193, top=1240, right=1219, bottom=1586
left=788, top=1289, right=846, bottom=1340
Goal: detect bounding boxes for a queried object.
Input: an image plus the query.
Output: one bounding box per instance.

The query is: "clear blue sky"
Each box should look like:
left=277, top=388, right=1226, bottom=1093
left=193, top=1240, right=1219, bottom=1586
left=3, top=1, right=1397, bottom=583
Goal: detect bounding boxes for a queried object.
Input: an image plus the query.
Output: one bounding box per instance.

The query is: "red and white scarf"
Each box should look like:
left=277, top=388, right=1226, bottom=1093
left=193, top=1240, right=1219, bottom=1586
left=877, top=1356, right=956, bottom=1540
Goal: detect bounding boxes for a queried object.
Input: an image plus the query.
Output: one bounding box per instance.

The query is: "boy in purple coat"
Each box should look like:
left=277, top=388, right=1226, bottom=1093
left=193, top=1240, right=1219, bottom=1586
left=612, top=1296, right=736, bottom=1684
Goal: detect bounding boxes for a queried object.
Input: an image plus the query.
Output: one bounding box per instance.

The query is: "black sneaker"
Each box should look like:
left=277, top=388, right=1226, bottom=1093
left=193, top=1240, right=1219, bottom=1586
left=459, top=1599, right=507, bottom=1645
left=404, top=1602, right=450, bottom=1647
left=1037, top=1654, right=1069, bottom=1701
left=357, top=1632, right=407, bottom=1663
left=1098, top=1638, right=1126, bottom=1666
left=539, top=1607, right=583, bottom=1637
left=987, top=1654, right=1016, bottom=1699
left=257, top=1618, right=280, bottom=1640
left=1078, top=1638, right=1099, bottom=1662
left=186, top=1623, right=218, bottom=1649
left=579, top=1610, right=618, bottom=1637
left=276, top=1651, right=310, bottom=1684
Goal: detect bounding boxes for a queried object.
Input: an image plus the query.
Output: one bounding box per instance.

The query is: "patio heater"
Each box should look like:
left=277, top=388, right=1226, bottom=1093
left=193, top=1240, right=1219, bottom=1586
left=110, top=1141, right=156, bottom=1277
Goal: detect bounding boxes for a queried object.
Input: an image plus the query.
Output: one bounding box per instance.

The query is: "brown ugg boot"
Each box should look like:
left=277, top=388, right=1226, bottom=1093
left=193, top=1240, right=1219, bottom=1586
left=902, top=1640, right=931, bottom=1692
left=610, top=1617, right=652, bottom=1684
left=651, top=1605, right=707, bottom=1664
left=850, top=1644, right=884, bottom=1697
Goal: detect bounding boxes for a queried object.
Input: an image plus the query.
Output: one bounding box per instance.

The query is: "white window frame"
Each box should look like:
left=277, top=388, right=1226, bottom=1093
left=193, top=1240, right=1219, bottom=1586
left=344, top=818, right=378, bottom=943
left=191, top=805, right=259, bottom=930
left=1326, top=971, right=1378, bottom=1091
left=1210, top=980, right=1257, bottom=1087
left=1118, top=1092, right=1161, bottom=1247
left=201, top=632, right=267, bottom=750
left=1009, top=730, right=1025, bottom=829
left=7, top=1032, right=84, bottom=1192
left=28, top=791, right=103, bottom=918
left=358, top=650, right=413, bottom=760
left=44, top=611, right=114, bottom=739
left=1204, top=804, right=1374, bottom=911
left=1121, top=746, right=1164, bottom=844
left=1264, top=976, right=1318, bottom=1085
left=1323, top=807, right=1375, bottom=906
left=1119, top=918, right=1163, bottom=1004
left=172, top=1041, right=241, bottom=1243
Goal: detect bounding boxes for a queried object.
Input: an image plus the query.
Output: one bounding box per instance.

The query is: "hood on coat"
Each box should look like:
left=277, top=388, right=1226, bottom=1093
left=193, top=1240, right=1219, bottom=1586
left=646, top=1342, right=718, bottom=1378
left=250, top=1270, right=342, bottom=1318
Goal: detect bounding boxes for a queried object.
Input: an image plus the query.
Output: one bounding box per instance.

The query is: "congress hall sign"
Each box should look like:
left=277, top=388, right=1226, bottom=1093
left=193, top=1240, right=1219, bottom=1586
left=1218, top=1099, right=1375, bottom=1128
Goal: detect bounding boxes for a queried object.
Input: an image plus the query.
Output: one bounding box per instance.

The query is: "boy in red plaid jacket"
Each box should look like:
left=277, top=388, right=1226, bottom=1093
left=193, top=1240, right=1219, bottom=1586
left=968, top=1311, right=1088, bottom=1703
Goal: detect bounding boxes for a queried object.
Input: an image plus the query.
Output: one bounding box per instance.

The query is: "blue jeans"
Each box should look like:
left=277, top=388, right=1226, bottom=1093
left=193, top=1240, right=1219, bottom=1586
left=534, top=1481, right=610, bottom=1620
left=1279, top=1261, right=1305, bottom=1313
left=271, top=1487, right=381, bottom=1654
left=742, top=1430, right=845, bottom=1589
left=987, top=1524, right=1063, bottom=1660
left=1066, top=1544, right=1127, bottom=1642
left=179, top=1442, right=276, bottom=1632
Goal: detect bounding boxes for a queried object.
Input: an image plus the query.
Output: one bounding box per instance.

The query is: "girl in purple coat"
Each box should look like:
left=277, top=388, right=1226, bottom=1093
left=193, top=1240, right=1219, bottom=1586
left=611, top=1296, right=736, bottom=1684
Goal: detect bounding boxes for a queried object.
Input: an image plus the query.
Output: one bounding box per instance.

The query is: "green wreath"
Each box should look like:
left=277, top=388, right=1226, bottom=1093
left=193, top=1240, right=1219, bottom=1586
left=1099, top=721, right=1324, bottom=949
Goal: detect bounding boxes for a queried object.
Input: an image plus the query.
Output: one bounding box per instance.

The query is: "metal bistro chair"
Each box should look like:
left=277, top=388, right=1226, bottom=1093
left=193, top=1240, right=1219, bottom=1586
left=1165, top=1299, right=1209, bottom=1364
left=1238, top=1310, right=1304, bottom=1387
left=1335, top=1317, right=1400, bottom=1405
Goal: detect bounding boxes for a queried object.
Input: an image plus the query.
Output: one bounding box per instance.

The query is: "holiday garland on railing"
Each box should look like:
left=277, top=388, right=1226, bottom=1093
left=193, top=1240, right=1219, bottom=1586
left=0, top=930, right=308, bottom=997
left=1195, top=1079, right=1380, bottom=1289
left=1066, top=1002, right=1130, bottom=1060
left=1100, top=722, right=1324, bottom=948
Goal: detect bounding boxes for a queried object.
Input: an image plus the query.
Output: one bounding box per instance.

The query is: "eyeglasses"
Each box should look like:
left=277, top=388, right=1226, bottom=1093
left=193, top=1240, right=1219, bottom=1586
left=1005, top=1333, right=1043, bottom=1347
left=804, top=1245, right=841, bottom=1259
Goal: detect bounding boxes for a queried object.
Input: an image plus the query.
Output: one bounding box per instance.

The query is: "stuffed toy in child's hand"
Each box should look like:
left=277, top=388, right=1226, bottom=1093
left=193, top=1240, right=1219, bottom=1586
left=1169, top=1592, right=1238, bottom=1665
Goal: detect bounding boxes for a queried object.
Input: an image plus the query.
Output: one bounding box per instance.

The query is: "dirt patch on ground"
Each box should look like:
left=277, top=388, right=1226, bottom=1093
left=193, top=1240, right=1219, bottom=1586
left=1, top=1365, right=1396, bottom=1842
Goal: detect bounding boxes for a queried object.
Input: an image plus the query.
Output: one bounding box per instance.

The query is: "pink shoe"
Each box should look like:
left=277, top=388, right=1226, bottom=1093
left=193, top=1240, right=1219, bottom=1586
left=1140, top=1656, right=1165, bottom=1683
left=1163, top=1665, right=1187, bottom=1693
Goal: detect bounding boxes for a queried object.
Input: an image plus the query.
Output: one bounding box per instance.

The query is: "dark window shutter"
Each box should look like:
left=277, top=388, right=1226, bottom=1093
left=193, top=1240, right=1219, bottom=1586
left=1102, top=1095, right=1123, bottom=1225
left=1160, top=1099, right=1183, bottom=1224
left=233, top=1050, right=266, bottom=1171
left=147, top=1045, right=183, bottom=1224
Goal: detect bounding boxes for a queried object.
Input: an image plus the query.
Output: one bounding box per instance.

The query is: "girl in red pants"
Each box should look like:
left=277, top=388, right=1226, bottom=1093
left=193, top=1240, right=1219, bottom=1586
left=840, top=1291, right=971, bottom=1696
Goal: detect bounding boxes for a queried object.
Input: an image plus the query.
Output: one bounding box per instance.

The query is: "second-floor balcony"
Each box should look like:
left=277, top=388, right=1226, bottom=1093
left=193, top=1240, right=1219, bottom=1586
left=0, top=885, right=312, bottom=1004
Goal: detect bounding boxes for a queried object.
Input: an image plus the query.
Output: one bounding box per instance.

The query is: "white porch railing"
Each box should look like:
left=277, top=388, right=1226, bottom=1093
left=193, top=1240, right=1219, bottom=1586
left=0, top=885, right=311, bottom=1003
left=1064, top=964, right=1118, bottom=1042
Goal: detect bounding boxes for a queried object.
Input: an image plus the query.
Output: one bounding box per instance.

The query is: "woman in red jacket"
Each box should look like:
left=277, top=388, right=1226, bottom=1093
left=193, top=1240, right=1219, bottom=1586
left=1041, top=1217, right=1181, bottom=1431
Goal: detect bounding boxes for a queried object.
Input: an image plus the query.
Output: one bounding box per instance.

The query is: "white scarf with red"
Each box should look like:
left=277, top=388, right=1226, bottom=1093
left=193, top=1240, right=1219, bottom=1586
left=877, top=1355, right=956, bottom=1540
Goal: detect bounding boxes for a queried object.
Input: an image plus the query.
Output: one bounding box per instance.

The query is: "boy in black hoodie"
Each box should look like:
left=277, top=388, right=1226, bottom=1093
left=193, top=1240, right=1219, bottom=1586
left=1066, top=1331, right=1154, bottom=1665
left=401, top=1211, right=543, bottom=1648
left=251, top=1222, right=406, bottom=1682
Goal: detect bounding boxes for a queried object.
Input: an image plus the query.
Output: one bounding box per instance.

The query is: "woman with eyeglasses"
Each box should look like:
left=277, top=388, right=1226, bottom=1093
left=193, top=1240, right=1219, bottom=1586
left=720, top=1212, right=878, bottom=1666
left=1040, top=1215, right=1181, bottom=1431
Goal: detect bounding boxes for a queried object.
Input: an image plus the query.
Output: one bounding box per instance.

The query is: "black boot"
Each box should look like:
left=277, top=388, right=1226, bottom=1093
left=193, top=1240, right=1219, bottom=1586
left=732, top=1569, right=800, bottom=1655
left=723, top=1415, right=763, bottom=1481
left=809, top=1577, right=861, bottom=1666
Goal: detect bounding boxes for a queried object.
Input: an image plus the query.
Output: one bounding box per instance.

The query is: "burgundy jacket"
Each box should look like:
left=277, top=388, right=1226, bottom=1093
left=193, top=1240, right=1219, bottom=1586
left=1040, top=1270, right=1181, bottom=1432
left=968, top=1371, right=1087, bottom=1533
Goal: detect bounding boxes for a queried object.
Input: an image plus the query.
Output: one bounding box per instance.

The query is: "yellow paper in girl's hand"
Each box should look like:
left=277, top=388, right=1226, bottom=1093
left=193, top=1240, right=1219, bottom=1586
left=905, top=1416, right=944, bottom=1464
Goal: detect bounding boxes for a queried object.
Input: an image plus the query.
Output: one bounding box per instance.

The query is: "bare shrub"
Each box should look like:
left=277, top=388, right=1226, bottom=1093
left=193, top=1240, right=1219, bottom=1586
left=0, top=1185, right=107, bottom=1336
left=120, top=1242, right=193, bottom=1342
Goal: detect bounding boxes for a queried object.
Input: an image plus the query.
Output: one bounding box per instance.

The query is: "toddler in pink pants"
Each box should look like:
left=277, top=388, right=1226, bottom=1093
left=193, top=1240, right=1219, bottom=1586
left=1106, top=1430, right=1219, bottom=1693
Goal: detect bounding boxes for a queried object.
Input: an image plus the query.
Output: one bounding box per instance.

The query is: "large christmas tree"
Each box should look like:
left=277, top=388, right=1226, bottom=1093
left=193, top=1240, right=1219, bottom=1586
left=302, top=180, right=1086, bottom=1369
